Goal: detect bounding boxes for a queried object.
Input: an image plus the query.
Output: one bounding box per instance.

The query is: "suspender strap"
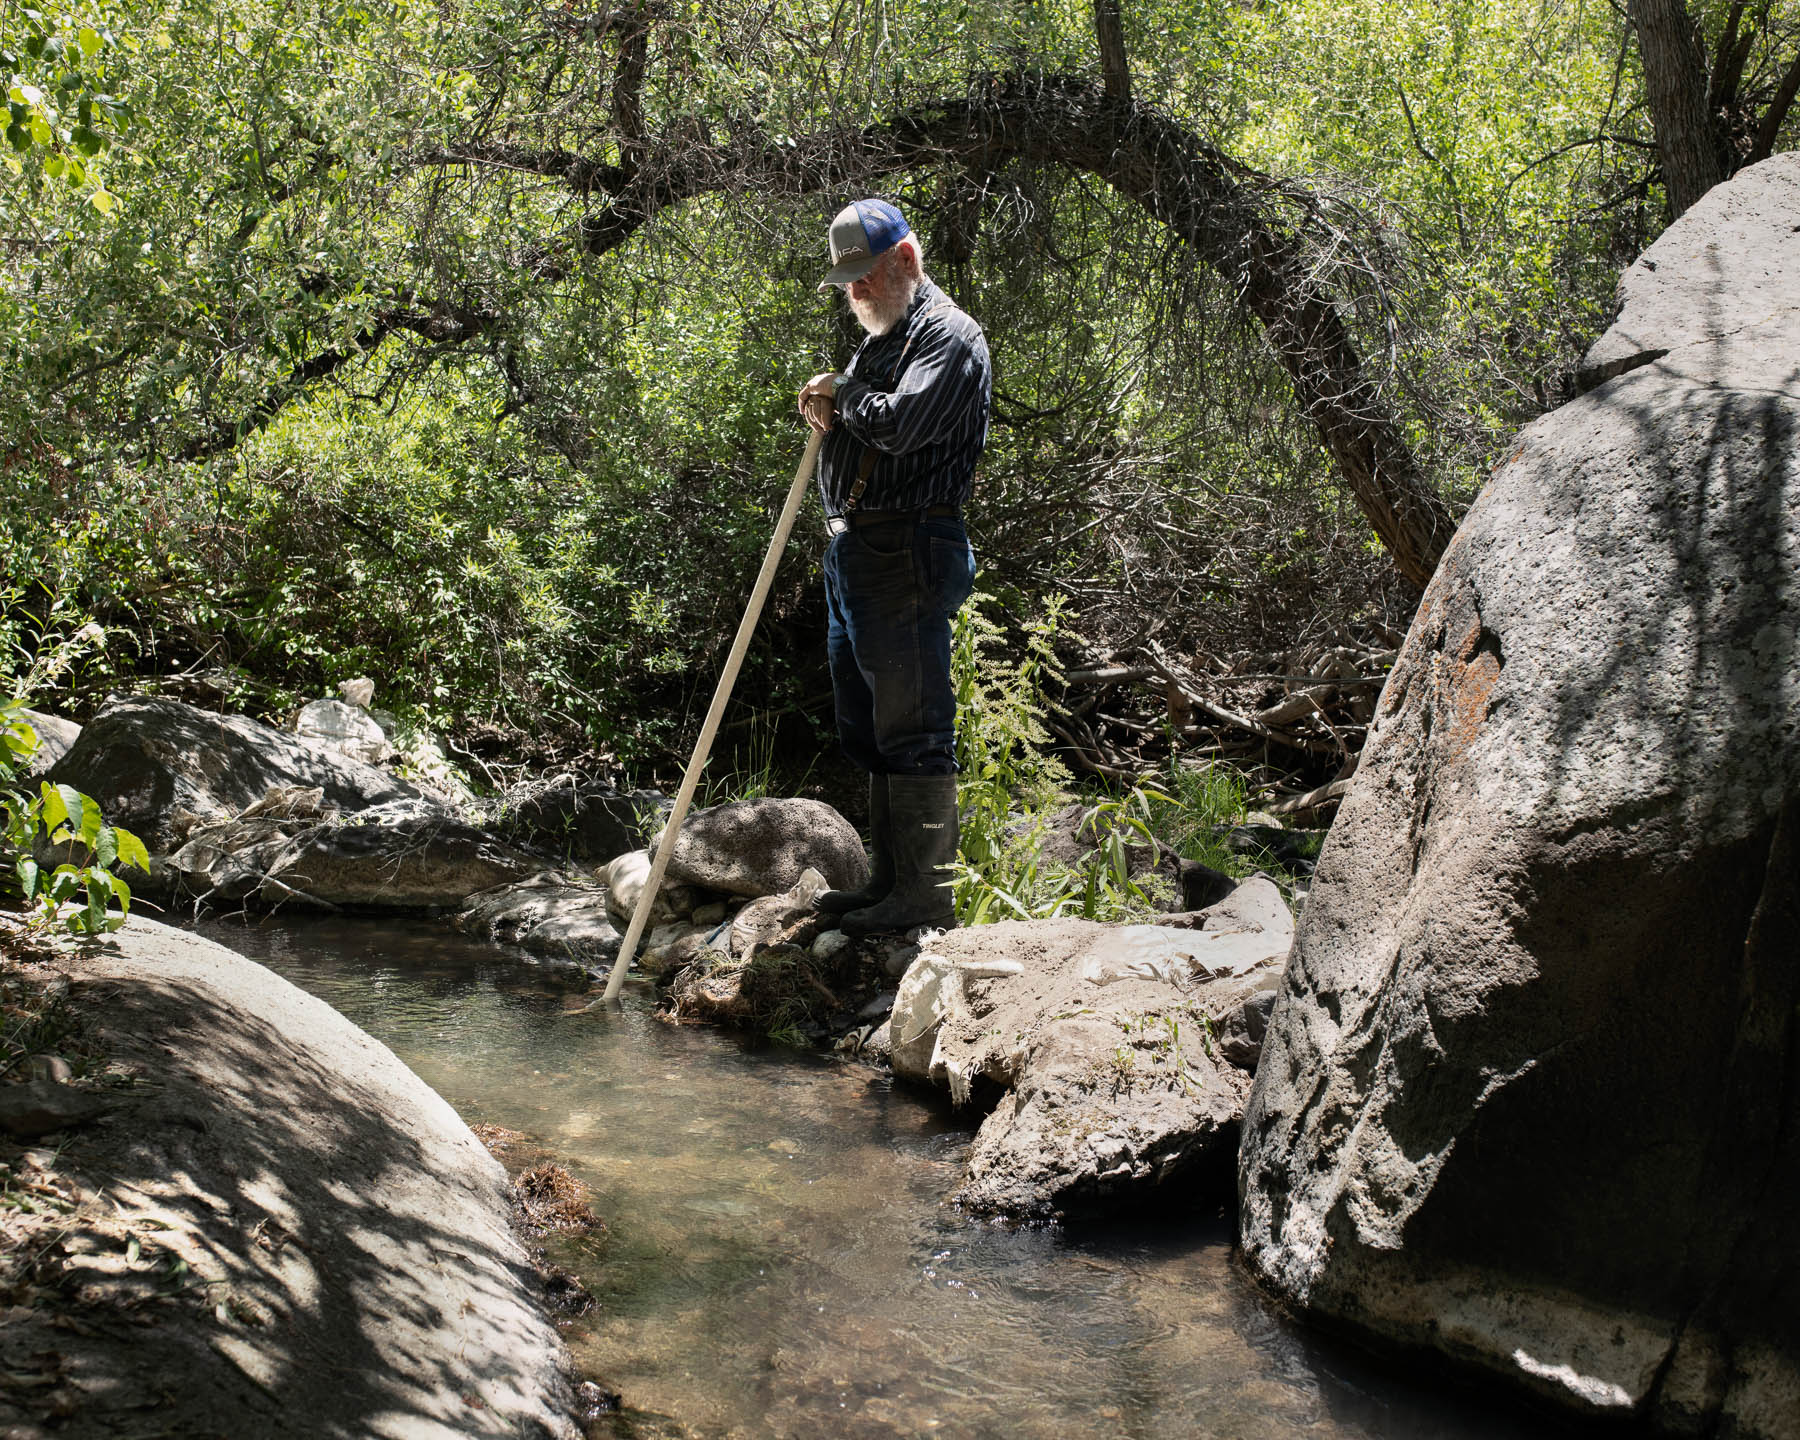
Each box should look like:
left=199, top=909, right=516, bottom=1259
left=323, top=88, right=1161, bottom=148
left=843, top=300, right=956, bottom=515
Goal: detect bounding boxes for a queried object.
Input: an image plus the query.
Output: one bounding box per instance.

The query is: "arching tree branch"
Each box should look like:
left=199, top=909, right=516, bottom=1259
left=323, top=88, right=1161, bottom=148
left=426, top=74, right=1457, bottom=583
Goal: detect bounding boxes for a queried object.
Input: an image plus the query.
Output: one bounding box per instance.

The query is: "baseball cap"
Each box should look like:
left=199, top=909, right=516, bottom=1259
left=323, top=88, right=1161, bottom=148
left=819, top=199, right=910, bottom=289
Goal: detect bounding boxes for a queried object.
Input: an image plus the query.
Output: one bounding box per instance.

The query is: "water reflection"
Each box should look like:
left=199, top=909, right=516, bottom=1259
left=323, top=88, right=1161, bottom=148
left=197, top=914, right=1566, bottom=1440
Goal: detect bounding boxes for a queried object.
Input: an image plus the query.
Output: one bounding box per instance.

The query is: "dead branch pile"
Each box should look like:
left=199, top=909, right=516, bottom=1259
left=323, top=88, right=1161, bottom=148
left=1046, top=626, right=1403, bottom=820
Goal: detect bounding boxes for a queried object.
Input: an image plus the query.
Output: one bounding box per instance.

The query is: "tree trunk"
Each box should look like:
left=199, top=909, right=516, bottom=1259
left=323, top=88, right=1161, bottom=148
left=1630, top=0, right=1728, bottom=217
left=1095, top=0, right=1131, bottom=102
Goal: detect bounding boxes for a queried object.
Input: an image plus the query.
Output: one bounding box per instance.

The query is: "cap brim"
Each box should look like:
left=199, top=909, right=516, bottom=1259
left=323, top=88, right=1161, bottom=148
left=818, top=253, right=880, bottom=291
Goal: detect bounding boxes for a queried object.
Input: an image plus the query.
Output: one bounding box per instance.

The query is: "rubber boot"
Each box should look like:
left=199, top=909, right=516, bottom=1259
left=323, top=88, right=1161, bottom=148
left=816, top=774, right=893, bottom=916
left=842, top=774, right=959, bottom=936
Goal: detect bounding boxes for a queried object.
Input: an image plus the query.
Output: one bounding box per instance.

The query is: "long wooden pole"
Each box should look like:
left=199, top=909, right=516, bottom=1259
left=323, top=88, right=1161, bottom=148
left=595, top=428, right=824, bottom=1005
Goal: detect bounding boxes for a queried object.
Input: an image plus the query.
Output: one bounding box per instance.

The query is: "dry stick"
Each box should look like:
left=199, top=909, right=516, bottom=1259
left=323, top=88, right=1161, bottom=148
left=1266, top=778, right=1353, bottom=817
left=592, top=427, right=824, bottom=1007
left=1141, top=644, right=1340, bottom=757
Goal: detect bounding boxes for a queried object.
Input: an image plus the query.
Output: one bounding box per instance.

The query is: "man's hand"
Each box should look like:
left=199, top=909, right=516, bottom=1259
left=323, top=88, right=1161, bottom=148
left=798, top=371, right=839, bottom=434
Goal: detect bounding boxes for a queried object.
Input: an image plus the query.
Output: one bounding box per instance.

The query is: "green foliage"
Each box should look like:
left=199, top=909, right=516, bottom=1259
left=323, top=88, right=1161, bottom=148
left=1, top=2, right=126, bottom=207
left=949, top=589, right=1077, bottom=923
left=947, top=591, right=1259, bottom=924
left=0, top=0, right=1740, bottom=779
left=1134, top=761, right=1255, bottom=876
left=0, top=699, right=145, bottom=936
left=946, top=591, right=1286, bottom=924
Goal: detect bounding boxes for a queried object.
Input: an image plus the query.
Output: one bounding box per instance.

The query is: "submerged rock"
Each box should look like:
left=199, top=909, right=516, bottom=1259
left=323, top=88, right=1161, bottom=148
left=1239, top=153, right=1800, bottom=1437
left=889, top=877, right=1294, bottom=1220
left=456, top=873, right=622, bottom=967
left=655, top=797, right=867, bottom=897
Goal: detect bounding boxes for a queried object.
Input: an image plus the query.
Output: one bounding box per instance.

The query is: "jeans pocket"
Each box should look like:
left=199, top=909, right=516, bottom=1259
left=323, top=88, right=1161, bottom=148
left=850, top=521, right=913, bottom=561
left=928, top=535, right=976, bottom=614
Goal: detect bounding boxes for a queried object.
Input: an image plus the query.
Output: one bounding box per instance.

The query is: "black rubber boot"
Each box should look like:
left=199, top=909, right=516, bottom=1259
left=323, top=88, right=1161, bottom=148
left=817, top=774, right=893, bottom=916
left=842, top=774, right=959, bottom=936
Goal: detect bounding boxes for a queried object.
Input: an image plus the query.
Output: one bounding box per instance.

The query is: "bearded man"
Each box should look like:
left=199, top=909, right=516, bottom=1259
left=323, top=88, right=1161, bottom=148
left=796, top=199, right=993, bottom=936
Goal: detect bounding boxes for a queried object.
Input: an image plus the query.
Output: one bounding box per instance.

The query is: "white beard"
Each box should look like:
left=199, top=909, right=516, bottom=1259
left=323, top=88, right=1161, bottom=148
left=850, top=274, right=920, bottom=335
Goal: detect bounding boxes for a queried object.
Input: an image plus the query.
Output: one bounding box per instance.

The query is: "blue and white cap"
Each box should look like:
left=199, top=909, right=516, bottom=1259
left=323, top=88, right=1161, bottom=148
left=819, top=199, right=911, bottom=289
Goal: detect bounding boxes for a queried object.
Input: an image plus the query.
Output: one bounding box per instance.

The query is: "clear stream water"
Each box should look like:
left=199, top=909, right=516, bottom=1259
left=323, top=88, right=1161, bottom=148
left=197, top=914, right=1567, bottom=1440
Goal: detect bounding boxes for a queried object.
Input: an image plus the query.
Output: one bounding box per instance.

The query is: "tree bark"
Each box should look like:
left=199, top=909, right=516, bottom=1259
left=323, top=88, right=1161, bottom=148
left=1629, top=0, right=1728, bottom=217
left=1095, top=0, right=1131, bottom=102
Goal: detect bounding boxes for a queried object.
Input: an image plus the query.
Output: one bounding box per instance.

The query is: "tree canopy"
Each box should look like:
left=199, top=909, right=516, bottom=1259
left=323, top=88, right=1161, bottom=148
left=4, top=0, right=1795, bottom=767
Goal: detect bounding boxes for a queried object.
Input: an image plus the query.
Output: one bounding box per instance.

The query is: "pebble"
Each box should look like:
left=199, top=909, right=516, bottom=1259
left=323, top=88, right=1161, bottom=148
left=811, top=929, right=852, bottom=961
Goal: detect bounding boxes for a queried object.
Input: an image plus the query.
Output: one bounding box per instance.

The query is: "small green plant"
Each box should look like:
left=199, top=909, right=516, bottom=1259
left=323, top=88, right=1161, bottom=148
left=1, top=700, right=148, bottom=936
left=700, top=709, right=814, bottom=807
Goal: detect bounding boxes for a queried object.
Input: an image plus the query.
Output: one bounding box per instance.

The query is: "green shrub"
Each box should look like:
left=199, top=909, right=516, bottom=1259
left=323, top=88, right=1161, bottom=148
left=946, top=592, right=1286, bottom=925
left=1, top=701, right=147, bottom=937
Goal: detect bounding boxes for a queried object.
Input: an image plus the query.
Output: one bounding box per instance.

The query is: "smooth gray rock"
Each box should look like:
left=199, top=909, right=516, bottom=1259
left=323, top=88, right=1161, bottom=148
left=656, top=798, right=867, bottom=898
left=47, top=697, right=418, bottom=854
left=19, top=708, right=81, bottom=782
left=294, top=698, right=392, bottom=767
left=60, top=916, right=582, bottom=1437
left=1579, top=152, right=1800, bottom=389
left=1240, top=159, right=1800, bottom=1438
left=260, top=805, right=539, bottom=910
left=455, top=873, right=621, bottom=967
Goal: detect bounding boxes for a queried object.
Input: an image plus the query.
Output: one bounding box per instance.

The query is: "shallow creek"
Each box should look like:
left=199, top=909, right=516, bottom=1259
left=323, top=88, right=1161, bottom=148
left=198, top=914, right=1563, bottom=1440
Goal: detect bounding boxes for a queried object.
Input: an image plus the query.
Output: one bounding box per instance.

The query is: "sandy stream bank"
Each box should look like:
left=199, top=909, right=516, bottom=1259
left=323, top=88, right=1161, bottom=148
left=0, top=915, right=584, bottom=1440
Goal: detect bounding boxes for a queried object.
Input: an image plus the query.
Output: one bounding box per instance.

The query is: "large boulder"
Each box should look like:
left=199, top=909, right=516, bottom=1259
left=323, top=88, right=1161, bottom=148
left=655, top=797, right=867, bottom=897
left=1239, top=154, right=1800, bottom=1438
left=891, top=877, right=1293, bottom=1220
left=258, top=802, right=539, bottom=910
left=39, top=916, right=582, bottom=1437
left=47, top=697, right=418, bottom=854
left=19, top=708, right=80, bottom=782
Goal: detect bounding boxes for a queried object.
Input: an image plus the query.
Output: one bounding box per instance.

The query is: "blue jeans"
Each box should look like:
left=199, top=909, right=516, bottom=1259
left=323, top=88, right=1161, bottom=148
left=823, top=515, right=976, bottom=775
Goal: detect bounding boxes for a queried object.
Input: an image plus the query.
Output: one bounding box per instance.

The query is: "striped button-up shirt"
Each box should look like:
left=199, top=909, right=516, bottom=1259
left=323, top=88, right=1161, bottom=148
left=819, top=278, right=992, bottom=516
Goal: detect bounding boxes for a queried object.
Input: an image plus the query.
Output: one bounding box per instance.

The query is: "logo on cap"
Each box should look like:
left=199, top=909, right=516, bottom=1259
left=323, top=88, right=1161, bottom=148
left=820, top=199, right=910, bottom=289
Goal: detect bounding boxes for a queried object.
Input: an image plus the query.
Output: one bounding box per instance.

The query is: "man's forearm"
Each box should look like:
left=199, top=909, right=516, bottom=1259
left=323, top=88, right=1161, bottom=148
left=834, top=340, right=981, bottom=456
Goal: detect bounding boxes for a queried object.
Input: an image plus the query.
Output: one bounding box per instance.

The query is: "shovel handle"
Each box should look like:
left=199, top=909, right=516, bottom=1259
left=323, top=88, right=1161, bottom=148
left=597, top=427, right=826, bottom=1004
